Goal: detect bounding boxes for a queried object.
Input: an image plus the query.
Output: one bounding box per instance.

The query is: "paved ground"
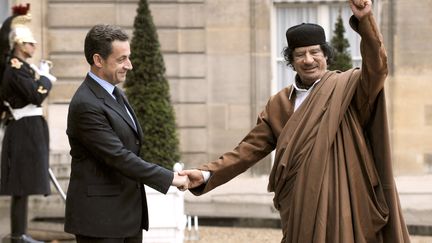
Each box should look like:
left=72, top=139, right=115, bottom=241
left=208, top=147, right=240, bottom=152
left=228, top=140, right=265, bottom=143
left=2, top=224, right=431, bottom=243
left=186, top=226, right=432, bottom=243
left=185, top=227, right=432, bottom=243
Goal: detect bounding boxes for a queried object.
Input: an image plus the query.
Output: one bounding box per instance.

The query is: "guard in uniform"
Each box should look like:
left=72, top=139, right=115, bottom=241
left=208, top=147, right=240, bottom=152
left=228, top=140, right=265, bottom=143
left=0, top=4, right=56, bottom=243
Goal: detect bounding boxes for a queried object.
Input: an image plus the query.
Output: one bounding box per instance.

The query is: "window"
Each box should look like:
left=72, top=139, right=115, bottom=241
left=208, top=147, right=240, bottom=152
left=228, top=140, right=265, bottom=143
left=272, top=1, right=380, bottom=94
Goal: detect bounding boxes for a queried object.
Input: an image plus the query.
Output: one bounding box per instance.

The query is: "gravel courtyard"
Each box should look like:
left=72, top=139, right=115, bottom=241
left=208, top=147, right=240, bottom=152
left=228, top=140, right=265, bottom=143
left=185, top=226, right=432, bottom=243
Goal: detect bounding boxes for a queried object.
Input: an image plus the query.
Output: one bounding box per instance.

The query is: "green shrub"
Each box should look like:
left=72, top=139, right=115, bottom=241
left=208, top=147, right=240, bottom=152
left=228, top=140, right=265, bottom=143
left=125, top=0, right=180, bottom=170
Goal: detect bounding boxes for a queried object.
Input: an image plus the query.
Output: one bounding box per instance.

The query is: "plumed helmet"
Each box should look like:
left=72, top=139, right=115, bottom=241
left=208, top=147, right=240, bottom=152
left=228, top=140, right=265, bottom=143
left=0, top=3, right=35, bottom=82
left=8, top=3, right=37, bottom=48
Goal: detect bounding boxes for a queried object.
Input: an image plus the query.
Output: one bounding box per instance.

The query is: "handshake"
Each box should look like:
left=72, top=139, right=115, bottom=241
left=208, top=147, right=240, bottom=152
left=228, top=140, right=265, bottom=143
left=171, top=163, right=206, bottom=191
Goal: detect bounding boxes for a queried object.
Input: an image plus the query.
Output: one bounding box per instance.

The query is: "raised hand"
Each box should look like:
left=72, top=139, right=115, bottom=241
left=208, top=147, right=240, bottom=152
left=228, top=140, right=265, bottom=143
left=350, top=0, right=372, bottom=20
left=171, top=172, right=190, bottom=191
left=30, top=60, right=57, bottom=82
left=178, top=169, right=205, bottom=189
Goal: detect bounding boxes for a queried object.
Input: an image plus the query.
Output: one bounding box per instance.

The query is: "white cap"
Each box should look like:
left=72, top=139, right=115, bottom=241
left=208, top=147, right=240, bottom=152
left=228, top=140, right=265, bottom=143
left=9, top=25, right=37, bottom=48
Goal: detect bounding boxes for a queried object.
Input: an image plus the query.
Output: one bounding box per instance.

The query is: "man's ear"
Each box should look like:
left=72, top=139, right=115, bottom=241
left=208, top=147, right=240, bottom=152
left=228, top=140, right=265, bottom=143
left=93, top=54, right=104, bottom=68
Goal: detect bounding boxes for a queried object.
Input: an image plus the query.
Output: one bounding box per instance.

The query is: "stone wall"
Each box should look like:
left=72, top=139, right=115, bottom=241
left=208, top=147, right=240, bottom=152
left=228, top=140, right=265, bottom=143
left=387, top=0, right=432, bottom=174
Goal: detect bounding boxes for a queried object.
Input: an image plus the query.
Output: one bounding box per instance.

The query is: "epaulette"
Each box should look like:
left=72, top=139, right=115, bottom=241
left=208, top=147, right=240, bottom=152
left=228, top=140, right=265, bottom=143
left=10, top=58, right=23, bottom=69
left=37, top=86, right=48, bottom=94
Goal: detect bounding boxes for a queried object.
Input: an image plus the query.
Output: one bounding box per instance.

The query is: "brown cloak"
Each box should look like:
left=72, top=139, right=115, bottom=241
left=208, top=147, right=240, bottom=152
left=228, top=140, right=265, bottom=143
left=192, top=13, right=410, bottom=243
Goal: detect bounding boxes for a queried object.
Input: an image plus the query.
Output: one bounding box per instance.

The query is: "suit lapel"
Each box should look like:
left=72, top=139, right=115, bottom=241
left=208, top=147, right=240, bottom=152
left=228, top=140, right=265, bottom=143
left=84, top=76, right=141, bottom=138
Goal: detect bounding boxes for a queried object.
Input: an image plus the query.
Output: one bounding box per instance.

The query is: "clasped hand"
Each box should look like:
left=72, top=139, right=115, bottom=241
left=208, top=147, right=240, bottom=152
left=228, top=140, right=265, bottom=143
left=172, top=169, right=206, bottom=192
left=350, top=0, right=372, bottom=20
left=172, top=172, right=189, bottom=191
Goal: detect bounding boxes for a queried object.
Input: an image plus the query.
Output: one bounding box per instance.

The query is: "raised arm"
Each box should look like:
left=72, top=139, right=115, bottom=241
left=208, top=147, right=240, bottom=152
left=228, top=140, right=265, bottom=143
left=349, top=0, right=388, bottom=123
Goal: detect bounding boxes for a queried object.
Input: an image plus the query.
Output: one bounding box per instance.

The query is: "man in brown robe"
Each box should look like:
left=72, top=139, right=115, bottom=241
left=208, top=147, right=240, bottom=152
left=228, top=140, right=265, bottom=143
left=180, top=0, right=410, bottom=242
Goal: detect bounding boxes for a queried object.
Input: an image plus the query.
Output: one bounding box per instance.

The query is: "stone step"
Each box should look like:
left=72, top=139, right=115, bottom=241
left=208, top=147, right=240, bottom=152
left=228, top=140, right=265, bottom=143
left=49, top=151, right=72, bottom=165
left=49, top=163, right=71, bottom=180
left=28, top=220, right=75, bottom=242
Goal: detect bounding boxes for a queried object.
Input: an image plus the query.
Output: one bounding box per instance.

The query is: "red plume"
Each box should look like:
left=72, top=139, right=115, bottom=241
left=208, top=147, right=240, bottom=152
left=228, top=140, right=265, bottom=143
left=12, top=3, right=30, bottom=16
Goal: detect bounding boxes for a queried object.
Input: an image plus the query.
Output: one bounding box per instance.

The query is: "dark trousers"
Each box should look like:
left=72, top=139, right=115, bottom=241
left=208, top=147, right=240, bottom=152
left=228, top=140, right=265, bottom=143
left=75, top=231, right=143, bottom=243
left=11, top=196, right=28, bottom=237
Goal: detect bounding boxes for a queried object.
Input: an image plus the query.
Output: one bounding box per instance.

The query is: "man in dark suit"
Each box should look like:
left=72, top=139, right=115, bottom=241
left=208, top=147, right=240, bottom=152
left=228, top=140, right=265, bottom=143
left=64, top=24, right=188, bottom=243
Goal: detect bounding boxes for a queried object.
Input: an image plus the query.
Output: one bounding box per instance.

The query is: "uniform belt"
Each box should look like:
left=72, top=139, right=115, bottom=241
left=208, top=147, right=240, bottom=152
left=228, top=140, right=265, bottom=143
left=4, top=101, right=43, bottom=120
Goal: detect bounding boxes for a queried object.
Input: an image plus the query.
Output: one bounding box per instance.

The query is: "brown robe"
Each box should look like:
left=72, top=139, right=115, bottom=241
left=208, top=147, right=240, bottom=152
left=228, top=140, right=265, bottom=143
left=192, top=13, right=410, bottom=243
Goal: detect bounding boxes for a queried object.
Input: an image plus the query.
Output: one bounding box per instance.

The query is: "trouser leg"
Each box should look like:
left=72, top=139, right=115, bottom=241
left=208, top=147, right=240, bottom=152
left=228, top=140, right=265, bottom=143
left=11, top=195, right=28, bottom=237
left=8, top=196, right=44, bottom=243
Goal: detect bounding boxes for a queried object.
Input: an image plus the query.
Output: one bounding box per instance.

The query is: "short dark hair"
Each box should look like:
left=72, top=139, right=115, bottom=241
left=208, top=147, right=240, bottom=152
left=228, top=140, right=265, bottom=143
left=282, top=43, right=334, bottom=68
left=84, top=24, right=129, bottom=65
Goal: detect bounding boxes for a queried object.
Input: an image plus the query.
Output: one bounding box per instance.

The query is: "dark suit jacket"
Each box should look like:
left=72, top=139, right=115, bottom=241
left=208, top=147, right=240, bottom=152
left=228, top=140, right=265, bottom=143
left=64, top=75, right=174, bottom=238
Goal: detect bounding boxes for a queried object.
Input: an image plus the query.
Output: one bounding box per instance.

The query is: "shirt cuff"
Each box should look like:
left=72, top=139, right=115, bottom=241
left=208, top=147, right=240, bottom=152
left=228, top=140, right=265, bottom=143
left=201, top=170, right=211, bottom=183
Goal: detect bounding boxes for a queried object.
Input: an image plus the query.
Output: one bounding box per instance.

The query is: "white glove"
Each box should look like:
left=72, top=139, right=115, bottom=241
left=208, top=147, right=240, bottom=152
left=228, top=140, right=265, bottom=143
left=39, top=60, right=51, bottom=74
left=38, top=60, right=57, bottom=82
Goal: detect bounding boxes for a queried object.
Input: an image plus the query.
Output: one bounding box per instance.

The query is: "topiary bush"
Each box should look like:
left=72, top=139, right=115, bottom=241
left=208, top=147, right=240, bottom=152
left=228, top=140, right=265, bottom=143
left=125, top=0, right=180, bottom=170
left=329, top=12, right=353, bottom=71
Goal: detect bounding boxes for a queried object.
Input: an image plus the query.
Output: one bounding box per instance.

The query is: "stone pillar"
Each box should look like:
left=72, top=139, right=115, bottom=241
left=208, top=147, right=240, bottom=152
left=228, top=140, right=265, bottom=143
left=391, top=0, right=432, bottom=174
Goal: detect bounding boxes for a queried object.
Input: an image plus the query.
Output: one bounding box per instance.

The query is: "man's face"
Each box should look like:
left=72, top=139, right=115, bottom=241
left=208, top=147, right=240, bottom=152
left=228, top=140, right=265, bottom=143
left=17, top=42, right=36, bottom=58
left=100, top=40, right=133, bottom=85
left=292, top=45, right=327, bottom=86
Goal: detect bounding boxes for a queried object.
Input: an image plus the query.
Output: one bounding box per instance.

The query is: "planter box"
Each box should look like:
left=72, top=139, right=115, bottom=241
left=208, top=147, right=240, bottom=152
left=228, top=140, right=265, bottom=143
left=143, top=186, right=185, bottom=243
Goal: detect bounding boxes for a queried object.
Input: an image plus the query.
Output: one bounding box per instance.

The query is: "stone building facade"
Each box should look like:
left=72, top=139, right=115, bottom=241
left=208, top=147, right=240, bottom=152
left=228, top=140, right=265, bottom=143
left=0, top=0, right=431, bottom=211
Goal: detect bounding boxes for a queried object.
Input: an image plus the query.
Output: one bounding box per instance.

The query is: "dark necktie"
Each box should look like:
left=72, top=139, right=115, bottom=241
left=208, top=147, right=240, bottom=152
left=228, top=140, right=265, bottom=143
left=112, top=87, right=137, bottom=131
left=113, top=87, right=127, bottom=111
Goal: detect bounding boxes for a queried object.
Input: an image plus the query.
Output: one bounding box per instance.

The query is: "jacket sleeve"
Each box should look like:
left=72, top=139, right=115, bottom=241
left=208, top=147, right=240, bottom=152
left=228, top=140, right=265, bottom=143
left=192, top=102, right=277, bottom=195
left=349, top=13, right=388, bottom=125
